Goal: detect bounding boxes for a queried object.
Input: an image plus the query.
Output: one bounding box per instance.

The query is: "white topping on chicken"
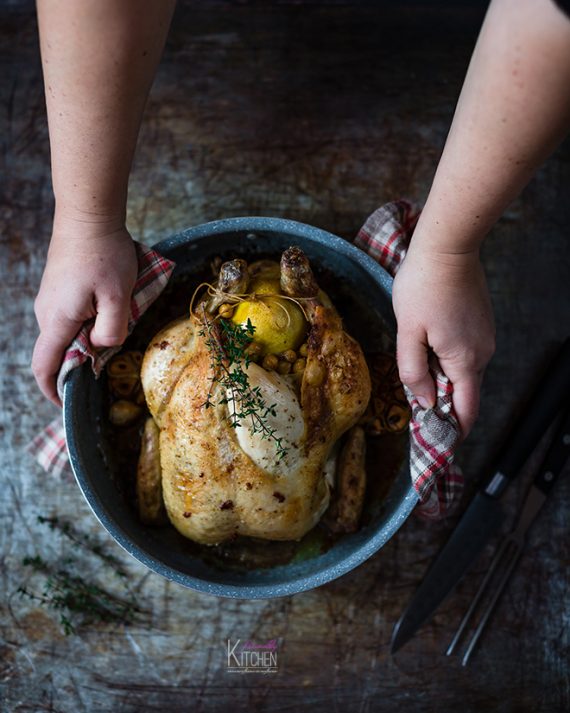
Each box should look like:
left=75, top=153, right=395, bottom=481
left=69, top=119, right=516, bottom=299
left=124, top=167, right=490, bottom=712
left=228, top=363, right=304, bottom=477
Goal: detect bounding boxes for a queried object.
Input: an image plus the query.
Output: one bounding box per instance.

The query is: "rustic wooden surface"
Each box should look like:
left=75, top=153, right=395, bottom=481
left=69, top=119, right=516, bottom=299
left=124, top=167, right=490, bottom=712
left=1, top=1, right=569, bottom=711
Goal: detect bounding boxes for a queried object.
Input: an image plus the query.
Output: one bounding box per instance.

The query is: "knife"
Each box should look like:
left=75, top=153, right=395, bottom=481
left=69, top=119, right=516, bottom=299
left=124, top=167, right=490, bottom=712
left=391, top=336, right=570, bottom=654
left=445, top=403, right=570, bottom=664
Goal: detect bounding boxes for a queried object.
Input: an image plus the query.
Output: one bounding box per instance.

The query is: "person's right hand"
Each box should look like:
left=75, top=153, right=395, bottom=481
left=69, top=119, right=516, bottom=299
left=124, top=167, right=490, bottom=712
left=32, top=216, right=138, bottom=407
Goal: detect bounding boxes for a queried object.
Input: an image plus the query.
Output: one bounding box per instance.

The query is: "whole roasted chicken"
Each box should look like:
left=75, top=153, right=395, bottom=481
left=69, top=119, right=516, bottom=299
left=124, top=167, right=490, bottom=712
left=137, top=247, right=371, bottom=545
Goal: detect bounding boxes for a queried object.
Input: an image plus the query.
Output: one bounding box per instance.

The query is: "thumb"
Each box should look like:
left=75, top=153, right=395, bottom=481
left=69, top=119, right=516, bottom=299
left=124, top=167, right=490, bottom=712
left=89, top=292, right=130, bottom=349
left=396, top=329, right=436, bottom=409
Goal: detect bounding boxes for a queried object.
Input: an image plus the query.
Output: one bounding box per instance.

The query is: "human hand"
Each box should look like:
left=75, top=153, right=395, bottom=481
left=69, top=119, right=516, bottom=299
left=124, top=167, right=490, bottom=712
left=391, top=244, right=495, bottom=439
left=32, top=217, right=138, bottom=407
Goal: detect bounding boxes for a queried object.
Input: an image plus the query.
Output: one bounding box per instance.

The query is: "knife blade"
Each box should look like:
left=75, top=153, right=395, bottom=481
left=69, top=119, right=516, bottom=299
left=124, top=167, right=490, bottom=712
left=444, top=404, right=570, bottom=664
left=391, top=336, right=570, bottom=654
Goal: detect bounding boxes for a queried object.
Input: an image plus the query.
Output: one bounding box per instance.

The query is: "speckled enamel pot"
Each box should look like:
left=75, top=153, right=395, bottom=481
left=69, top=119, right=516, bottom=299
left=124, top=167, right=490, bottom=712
left=64, top=217, right=418, bottom=599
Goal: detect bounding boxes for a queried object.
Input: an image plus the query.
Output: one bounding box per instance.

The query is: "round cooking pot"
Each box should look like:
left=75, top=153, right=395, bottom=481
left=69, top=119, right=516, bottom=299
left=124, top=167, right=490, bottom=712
left=64, top=217, right=418, bottom=598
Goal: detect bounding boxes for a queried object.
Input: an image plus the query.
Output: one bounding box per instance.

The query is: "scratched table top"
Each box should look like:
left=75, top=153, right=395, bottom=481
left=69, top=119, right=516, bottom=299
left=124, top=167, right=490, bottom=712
left=1, top=1, right=569, bottom=711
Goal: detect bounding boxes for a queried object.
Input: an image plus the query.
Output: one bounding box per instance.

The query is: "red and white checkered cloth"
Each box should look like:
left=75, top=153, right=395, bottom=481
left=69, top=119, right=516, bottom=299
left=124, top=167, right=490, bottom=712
left=354, top=200, right=463, bottom=520
left=28, top=243, right=175, bottom=478
left=29, top=201, right=463, bottom=520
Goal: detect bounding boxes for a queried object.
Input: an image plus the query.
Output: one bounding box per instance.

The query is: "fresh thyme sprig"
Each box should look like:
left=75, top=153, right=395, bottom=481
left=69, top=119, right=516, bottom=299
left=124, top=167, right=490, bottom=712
left=36, top=515, right=128, bottom=579
left=17, top=516, right=145, bottom=636
left=198, top=307, right=288, bottom=462
left=18, top=556, right=141, bottom=636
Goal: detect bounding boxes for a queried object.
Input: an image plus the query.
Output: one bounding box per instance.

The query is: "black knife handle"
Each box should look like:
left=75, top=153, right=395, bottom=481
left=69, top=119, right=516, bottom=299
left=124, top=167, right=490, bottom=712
left=533, top=406, right=570, bottom=496
left=484, top=336, right=570, bottom=498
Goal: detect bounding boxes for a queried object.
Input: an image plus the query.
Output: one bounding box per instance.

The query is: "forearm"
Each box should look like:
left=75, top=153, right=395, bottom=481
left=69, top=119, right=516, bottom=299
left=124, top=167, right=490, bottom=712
left=37, top=0, right=176, bottom=227
left=413, top=0, right=570, bottom=254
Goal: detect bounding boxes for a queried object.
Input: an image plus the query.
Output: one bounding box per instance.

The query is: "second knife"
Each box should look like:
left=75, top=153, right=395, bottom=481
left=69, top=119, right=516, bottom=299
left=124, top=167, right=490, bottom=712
left=391, top=336, right=570, bottom=654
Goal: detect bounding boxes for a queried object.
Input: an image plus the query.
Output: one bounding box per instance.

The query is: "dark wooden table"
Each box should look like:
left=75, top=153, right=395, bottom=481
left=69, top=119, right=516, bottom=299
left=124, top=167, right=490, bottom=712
left=1, top=2, right=569, bottom=711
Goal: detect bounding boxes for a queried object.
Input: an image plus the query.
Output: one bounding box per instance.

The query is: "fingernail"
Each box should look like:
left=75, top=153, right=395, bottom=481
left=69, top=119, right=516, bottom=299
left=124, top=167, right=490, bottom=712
left=416, top=395, right=431, bottom=409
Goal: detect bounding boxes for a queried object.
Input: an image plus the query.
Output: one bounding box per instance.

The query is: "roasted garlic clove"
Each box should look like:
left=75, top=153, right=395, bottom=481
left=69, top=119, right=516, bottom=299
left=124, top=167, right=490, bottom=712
left=361, top=351, right=411, bottom=436
left=107, top=351, right=142, bottom=378
left=109, top=400, right=143, bottom=426
left=385, top=403, right=410, bottom=433
left=109, top=376, right=139, bottom=400
left=108, top=351, right=144, bottom=400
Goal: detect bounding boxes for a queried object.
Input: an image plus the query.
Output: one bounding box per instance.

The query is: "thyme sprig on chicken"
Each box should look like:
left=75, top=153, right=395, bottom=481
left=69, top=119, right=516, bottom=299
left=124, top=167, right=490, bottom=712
left=198, top=307, right=288, bottom=462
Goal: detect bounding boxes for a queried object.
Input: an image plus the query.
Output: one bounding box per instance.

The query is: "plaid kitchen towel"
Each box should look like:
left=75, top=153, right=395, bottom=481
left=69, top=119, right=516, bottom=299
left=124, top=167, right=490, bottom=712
left=30, top=201, right=462, bottom=520
left=354, top=200, right=463, bottom=520
left=28, top=242, right=175, bottom=479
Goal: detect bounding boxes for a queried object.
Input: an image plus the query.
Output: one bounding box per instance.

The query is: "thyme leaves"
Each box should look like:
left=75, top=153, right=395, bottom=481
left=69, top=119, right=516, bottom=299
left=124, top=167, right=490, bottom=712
left=17, top=516, right=145, bottom=636
left=198, top=309, right=288, bottom=462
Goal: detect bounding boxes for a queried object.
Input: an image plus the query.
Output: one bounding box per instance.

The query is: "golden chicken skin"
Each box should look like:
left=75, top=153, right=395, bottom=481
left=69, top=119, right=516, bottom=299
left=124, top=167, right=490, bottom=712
left=137, top=246, right=371, bottom=545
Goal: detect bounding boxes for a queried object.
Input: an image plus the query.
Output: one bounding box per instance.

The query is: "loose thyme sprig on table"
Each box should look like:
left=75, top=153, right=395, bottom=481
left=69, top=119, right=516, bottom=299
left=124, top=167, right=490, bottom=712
left=18, top=556, right=141, bottom=636
left=17, top=516, right=145, bottom=636
left=198, top=306, right=288, bottom=462
left=36, top=515, right=128, bottom=579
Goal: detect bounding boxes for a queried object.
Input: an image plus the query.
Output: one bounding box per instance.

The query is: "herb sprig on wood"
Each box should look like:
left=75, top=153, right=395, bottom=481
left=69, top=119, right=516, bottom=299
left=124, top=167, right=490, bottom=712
left=198, top=307, right=288, bottom=462
left=17, top=516, right=145, bottom=636
left=18, top=556, right=140, bottom=636
left=36, top=515, right=129, bottom=578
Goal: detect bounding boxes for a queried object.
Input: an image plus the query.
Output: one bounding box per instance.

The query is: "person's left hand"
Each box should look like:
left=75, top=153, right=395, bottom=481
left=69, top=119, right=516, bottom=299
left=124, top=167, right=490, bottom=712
left=391, top=243, right=496, bottom=439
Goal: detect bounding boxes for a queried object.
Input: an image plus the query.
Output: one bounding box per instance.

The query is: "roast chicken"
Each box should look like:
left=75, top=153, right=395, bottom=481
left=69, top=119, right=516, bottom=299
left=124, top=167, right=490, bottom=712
left=137, top=247, right=371, bottom=545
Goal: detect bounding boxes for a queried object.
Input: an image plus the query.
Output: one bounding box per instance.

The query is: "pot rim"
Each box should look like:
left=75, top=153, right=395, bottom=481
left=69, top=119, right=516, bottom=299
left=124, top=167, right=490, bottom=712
left=64, top=215, right=418, bottom=598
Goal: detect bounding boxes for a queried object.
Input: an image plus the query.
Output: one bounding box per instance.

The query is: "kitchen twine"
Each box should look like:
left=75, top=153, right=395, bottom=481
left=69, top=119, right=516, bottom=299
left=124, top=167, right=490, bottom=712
left=29, top=200, right=463, bottom=521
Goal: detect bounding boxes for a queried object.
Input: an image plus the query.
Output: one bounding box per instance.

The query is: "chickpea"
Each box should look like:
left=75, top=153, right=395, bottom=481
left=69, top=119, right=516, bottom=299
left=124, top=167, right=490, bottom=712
left=218, top=303, right=234, bottom=319
left=245, top=342, right=263, bottom=358
left=262, top=354, right=279, bottom=371
left=299, top=343, right=308, bottom=357
left=293, top=357, right=306, bottom=374
left=281, top=349, right=297, bottom=363
left=277, top=360, right=291, bottom=375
